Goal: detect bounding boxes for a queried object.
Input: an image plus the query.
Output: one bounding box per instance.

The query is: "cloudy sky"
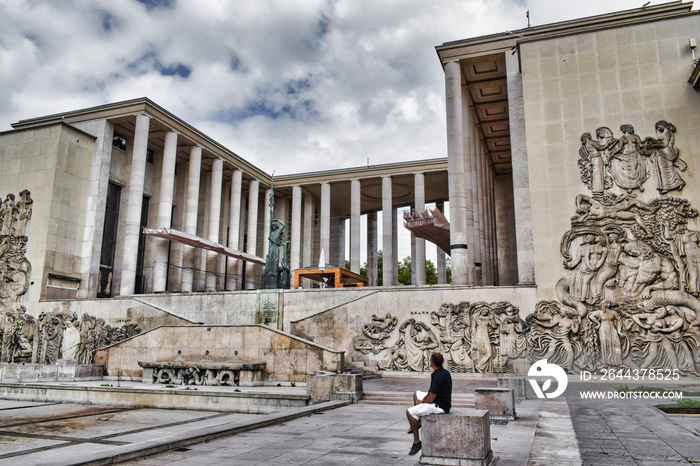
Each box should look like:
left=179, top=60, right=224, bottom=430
left=1, top=0, right=659, bottom=175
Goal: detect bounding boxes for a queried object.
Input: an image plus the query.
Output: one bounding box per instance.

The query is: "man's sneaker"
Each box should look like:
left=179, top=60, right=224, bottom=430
left=408, top=441, right=422, bottom=456
left=407, top=420, right=421, bottom=434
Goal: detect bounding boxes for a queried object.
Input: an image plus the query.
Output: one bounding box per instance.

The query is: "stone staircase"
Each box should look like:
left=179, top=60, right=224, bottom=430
left=359, top=390, right=476, bottom=408
left=343, top=359, right=381, bottom=380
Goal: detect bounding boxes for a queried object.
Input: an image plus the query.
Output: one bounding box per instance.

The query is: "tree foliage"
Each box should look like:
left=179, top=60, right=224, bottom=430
left=360, top=250, right=450, bottom=286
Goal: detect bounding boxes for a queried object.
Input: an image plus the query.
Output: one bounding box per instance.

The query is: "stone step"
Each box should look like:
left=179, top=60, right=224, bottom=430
left=343, top=363, right=381, bottom=380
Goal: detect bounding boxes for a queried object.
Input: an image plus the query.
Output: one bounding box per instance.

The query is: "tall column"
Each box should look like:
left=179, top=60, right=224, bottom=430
left=382, top=176, right=394, bottom=287
left=337, top=217, right=346, bottom=268
left=350, top=179, right=361, bottom=273
left=320, top=183, right=331, bottom=265
left=181, top=147, right=202, bottom=292
left=477, top=141, right=488, bottom=286
left=290, top=185, right=302, bottom=286
left=470, top=115, right=482, bottom=284
left=303, top=194, right=314, bottom=268
left=263, top=188, right=271, bottom=259
left=245, top=180, right=259, bottom=289
left=464, top=106, right=477, bottom=284
left=392, top=208, right=398, bottom=286
left=226, top=170, right=243, bottom=290
left=445, top=60, right=469, bottom=285
left=367, top=212, right=378, bottom=286
left=414, top=172, right=426, bottom=285
left=488, top=162, right=498, bottom=285
left=152, top=131, right=178, bottom=292
left=236, top=193, right=247, bottom=284
left=120, top=114, right=150, bottom=295
left=436, top=201, right=447, bottom=284
left=78, top=119, right=113, bottom=297
left=411, top=234, right=417, bottom=285
left=204, top=159, right=223, bottom=291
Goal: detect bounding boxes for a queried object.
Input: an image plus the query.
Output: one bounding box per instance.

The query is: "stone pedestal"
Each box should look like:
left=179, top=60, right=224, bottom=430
left=307, top=371, right=335, bottom=403
left=497, top=376, right=528, bottom=400
left=474, top=387, right=516, bottom=423
left=421, top=408, right=492, bottom=465
left=306, top=372, right=363, bottom=403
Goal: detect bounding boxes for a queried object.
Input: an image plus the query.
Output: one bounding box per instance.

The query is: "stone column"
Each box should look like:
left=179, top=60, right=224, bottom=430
left=204, top=159, right=223, bottom=291
left=445, top=60, right=469, bottom=286
left=303, top=193, right=314, bottom=268
left=477, top=141, right=490, bottom=285
left=506, top=51, right=535, bottom=285
left=436, top=201, right=447, bottom=284
left=77, top=119, right=114, bottom=297
left=152, top=131, right=178, bottom=292
left=414, top=172, right=426, bottom=285
left=120, top=114, right=150, bottom=296
left=411, top=233, right=417, bottom=285
left=290, top=185, right=302, bottom=286
left=236, top=192, right=247, bottom=284
left=337, top=217, right=346, bottom=268
left=263, top=188, right=271, bottom=259
left=470, top=115, right=482, bottom=285
left=488, top=163, right=498, bottom=285
left=320, top=182, right=331, bottom=265
left=367, top=212, right=378, bottom=286
left=392, top=208, right=398, bottom=286
left=475, top=140, right=486, bottom=285
left=181, top=147, right=202, bottom=292
left=464, top=105, right=477, bottom=283
left=382, top=176, right=394, bottom=287
left=226, top=170, right=243, bottom=290
left=350, top=179, right=361, bottom=273
left=245, top=180, right=259, bottom=289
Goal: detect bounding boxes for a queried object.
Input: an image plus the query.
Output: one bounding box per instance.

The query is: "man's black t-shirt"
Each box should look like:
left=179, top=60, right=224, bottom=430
left=428, top=366, right=452, bottom=413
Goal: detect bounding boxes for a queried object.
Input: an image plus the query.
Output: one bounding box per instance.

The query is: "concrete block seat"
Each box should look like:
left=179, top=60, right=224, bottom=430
left=474, top=387, right=516, bottom=423
left=139, top=360, right=266, bottom=386
left=421, top=408, right=493, bottom=465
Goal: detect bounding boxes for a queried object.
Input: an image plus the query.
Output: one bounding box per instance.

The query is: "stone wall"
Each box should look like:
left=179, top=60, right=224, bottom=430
left=0, top=123, right=95, bottom=306
left=519, top=14, right=700, bottom=301
left=95, top=324, right=344, bottom=382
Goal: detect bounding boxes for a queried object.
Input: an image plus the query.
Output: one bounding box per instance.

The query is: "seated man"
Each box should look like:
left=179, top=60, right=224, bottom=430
left=405, top=352, right=452, bottom=456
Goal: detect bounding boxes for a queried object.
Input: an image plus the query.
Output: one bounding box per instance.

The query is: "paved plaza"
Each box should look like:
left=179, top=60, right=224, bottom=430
left=0, top=377, right=698, bottom=465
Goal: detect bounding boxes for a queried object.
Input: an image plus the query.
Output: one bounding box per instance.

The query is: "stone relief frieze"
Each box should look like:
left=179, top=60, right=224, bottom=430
left=578, top=122, right=686, bottom=196
left=0, top=309, right=140, bottom=365
left=0, top=191, right=33, bottom=312
left=353, top=120, right=699, bottom=375
left=354, top=313, right=398, bottom=354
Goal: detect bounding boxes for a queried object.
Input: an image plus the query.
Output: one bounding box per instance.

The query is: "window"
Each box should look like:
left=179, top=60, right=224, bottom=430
left=112, top=132, right=127, bottom=151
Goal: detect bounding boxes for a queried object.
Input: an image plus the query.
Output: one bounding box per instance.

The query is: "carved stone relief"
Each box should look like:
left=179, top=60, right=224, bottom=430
left=0, top=309, right=140, bottom=365
left=578, top=122, right=686, bottom=196
left=0, top=190, right=32, bottom=312
left=355, top=120, right=699, bottom=375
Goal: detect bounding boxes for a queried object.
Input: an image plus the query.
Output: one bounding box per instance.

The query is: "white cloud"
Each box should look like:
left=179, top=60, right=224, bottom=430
left=0, top=0, right=657, bottom=174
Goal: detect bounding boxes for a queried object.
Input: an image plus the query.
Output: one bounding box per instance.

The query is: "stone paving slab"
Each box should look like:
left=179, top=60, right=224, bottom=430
left=1, top=376, right=699, bottom=465
left=0, top=397, right=349, bottom=465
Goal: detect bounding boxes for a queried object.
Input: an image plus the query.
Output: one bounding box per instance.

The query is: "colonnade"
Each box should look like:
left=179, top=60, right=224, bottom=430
left=287, top=172, right=436, bottom=288
left=444, top=61, right=499, bottom=286
left=117, top=113, right=451, bottom=295
left=118, top=114, right=267, bottom=295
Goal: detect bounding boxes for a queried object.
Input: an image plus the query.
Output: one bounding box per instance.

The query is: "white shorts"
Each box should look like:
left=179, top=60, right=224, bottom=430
left=408, top=390, right=445, bottom=420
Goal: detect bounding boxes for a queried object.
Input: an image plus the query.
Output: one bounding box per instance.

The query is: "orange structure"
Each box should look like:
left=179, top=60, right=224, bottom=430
left=293, top=267, right=368, bottom=289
